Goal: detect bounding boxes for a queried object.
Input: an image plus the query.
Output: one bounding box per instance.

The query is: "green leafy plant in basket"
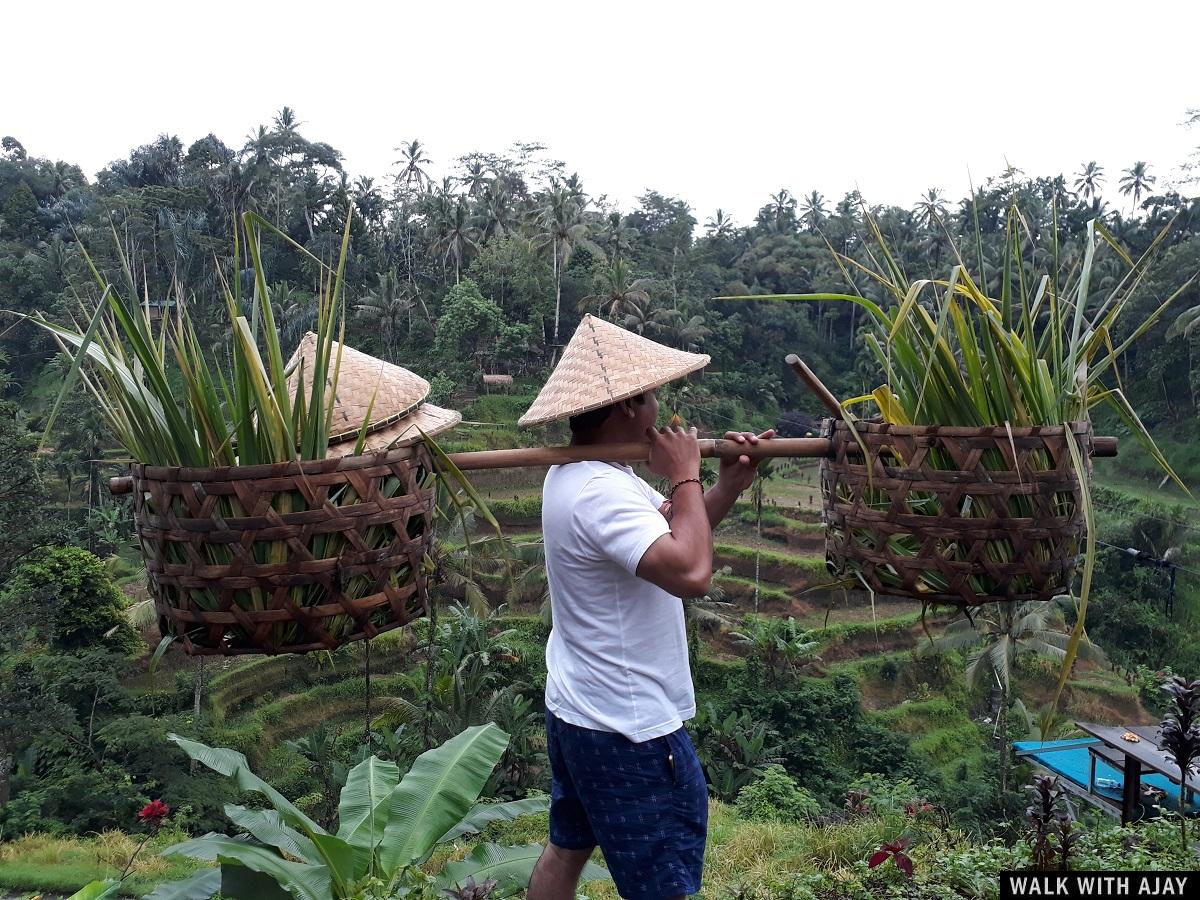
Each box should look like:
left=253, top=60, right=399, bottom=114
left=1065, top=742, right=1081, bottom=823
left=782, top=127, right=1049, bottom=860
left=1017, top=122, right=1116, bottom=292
left=722, top=203, right=1196, bottom=731
left=19, top=210, right=496, bottom=654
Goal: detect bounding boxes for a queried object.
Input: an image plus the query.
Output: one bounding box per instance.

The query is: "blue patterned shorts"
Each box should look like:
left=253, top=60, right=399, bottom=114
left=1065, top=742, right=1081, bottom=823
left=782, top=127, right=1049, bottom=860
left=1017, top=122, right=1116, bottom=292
left=545, top=710, right=708, bottom=898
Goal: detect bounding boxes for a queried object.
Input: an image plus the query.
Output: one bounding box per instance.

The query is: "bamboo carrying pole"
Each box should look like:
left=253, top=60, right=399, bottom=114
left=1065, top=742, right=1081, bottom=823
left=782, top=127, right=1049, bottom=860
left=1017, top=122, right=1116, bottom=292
left=108, top=435, right=1118, bottom=494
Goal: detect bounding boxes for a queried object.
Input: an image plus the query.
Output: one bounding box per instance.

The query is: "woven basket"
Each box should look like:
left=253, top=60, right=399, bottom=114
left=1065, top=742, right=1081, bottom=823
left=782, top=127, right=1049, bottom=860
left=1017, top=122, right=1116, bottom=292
left=132, top=446, right=435, bottom=655
left=821, top=420, right=1093, bottom=607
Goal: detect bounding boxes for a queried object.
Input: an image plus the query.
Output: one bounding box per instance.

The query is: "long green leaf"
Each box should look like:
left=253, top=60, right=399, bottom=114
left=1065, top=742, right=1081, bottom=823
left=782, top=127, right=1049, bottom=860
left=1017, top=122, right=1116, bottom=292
left=439, top=796, right=551, bottom=843
left=337, top=755, right=400, bottom=849
left=379, top=723, right=509, bottom=872
left=142, top=868, right=222, bottom=900
left=168, top=734, right=325, bottom=836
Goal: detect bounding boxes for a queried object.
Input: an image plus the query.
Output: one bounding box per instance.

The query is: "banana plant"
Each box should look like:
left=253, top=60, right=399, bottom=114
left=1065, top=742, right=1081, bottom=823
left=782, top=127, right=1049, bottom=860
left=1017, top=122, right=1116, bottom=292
left=143, top=724, right=608, bottom=899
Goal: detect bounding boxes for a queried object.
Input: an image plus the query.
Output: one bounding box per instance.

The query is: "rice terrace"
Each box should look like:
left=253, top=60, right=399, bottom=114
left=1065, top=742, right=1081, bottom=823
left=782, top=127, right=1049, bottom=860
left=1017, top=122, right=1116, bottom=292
left=2, top=15, right=1200, bottom=896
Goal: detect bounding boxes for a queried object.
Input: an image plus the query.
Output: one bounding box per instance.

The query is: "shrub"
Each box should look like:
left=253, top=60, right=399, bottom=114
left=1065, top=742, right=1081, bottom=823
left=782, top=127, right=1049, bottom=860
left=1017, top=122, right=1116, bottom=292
left=736, top=765, right=821, bottom=823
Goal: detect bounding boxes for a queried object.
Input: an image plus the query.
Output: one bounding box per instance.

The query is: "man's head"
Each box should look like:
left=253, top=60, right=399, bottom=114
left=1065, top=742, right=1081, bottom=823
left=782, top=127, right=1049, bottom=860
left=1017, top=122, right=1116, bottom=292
left=568, top=390, right=659, bottom=443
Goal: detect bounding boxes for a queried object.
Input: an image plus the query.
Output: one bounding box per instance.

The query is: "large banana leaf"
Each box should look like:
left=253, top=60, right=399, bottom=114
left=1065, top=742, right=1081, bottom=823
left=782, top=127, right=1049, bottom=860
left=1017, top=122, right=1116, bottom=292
left=379, top=723, right=509, bottom=873
left=336, top=755, right=400, bottom=850
left=224, top=804, right=319, bottom=863
left=434, top=842, right=610, bottom=897
left=439, top=796, right=551, bottom=843
left=212, top=839, right=330, bottom=900
left=169, top=734, right=324, bottom=836
left=142, top=868, right=222, bottom=900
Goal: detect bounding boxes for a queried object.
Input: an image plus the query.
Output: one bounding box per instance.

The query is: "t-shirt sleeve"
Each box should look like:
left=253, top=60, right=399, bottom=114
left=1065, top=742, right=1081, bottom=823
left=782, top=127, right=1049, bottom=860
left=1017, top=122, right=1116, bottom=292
left=576, top=472, right=672, bottom=575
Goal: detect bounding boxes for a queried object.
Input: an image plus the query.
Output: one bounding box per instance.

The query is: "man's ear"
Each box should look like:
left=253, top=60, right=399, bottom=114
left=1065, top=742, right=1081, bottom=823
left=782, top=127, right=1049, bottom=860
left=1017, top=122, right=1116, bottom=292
left=619, top=398, right=636, bottom=418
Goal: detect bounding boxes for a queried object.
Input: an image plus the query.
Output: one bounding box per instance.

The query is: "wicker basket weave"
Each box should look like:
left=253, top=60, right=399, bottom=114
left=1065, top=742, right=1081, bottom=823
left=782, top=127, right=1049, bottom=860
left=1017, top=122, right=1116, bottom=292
left=821, top=420, right=1093, bottom=607
left=132, top=446, right=435, bottom=655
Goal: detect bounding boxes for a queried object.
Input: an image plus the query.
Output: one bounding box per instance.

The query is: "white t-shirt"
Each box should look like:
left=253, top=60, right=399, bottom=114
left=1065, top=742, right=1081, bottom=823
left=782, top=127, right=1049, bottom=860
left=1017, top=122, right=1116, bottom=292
left=542, top=460, right=696, bottom=743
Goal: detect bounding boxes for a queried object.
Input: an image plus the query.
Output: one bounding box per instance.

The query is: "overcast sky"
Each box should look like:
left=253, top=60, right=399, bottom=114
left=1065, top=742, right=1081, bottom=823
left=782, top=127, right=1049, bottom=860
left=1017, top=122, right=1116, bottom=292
left=5, top=0, right=1197, bottom=224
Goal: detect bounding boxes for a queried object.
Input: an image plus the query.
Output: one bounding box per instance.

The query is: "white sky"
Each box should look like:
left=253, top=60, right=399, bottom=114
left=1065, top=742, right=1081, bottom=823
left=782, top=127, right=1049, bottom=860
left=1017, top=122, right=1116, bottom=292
left=4, top=0, right=1197, bottom=225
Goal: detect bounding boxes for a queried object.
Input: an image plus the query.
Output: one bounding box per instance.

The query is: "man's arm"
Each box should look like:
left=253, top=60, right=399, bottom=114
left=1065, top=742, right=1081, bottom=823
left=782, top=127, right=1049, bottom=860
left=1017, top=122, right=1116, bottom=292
left=635, top=426, right=713, bottom=598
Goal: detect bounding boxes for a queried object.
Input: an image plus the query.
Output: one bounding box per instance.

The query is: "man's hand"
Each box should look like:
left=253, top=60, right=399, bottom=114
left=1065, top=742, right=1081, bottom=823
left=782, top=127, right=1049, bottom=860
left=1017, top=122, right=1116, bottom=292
left=717, top=429, right=776, bottom=495
left=645, top=425, right=701, bottom=484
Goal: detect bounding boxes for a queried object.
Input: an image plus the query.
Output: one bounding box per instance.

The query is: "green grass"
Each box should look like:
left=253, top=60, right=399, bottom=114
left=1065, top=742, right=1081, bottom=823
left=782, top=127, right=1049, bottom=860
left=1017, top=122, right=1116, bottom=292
left=0, top=830, right=207, bottom=897
left=714, top=543, right=827, bottom=574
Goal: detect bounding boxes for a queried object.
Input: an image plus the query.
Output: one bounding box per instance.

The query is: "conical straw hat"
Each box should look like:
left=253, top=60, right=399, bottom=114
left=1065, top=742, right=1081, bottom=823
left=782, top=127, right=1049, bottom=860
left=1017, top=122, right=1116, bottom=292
left=518, top=314, right=709, bottom=427
left=325, top=402, right=462, bottom=457
left=286, top=333, right=430, bottom=443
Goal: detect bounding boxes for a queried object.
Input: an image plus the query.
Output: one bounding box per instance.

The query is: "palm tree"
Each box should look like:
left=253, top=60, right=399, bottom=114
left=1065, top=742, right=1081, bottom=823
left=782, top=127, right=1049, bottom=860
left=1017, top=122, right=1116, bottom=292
left=479, top=180, right=517, bottom=242
left=431, top=196, right=479, bottom=283
left=579, top=258, right=652, bottom=318
left=705, top=209, right=735, bottom=238
left=1119, top=161, right=1156, bottom=213
left=768, top=188, right=797, bottom=231
left=536, top=182, right=603, bottom=347
left=1074, top=162, right=1105, bottom=204
left=354, top=270, right=416, bottom=354
left=595, top=211, right=638, bottom=263
left=934, top=599, right=1103, bottom=793
left=459, top=159, right=490, bottom=197
left=914, top=188, right=948, bottom=231
left=621, top=294, right=679, bottom=340
left=394, top=139, right=433, bottom=192
left=799, top=191, right=827, bottom=231
left=668, top=313, right=710, bottom=353
left=730, top=616, right=820, bottom=684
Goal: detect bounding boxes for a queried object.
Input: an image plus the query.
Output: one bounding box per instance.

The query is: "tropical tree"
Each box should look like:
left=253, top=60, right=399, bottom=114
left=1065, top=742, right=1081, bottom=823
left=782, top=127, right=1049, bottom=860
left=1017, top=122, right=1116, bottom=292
left=799, top=190, right=827, bottom=231
left=354, top=270, right=415, bottom=356
left=535, top=182, right=603, bottom=347
left=394, top=139, right=433, bottom=193
left=705, top=209, right=736, bottom=238
left=1119, top=161, right=1156, bottom=212
left=915, top=188, right=948, bottom=230
left=934, top=600, right=1103, bottom=794
left=1074, top=162, right=1104, bottom=204
left=579, top=258, right=651, bottom=318
left=431, top=196, right=480, bottom=283
left=730, top=616, right=821, bottom=684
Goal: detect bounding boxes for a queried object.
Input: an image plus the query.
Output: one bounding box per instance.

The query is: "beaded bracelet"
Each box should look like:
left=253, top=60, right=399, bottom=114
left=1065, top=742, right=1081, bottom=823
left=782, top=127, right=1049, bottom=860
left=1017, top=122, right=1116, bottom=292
left=669, top=477, right=703, bottom=498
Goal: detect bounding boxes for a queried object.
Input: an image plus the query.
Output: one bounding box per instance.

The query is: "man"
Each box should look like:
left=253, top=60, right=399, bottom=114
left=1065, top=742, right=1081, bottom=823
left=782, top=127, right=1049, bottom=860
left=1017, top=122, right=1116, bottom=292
left=519, top=315, right=771, bottom=900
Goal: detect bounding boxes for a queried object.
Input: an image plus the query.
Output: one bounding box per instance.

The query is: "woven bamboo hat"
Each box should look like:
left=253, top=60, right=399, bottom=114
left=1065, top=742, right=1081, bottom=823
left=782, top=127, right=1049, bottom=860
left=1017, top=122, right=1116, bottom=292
left=518, top=314, right=709, bottom=427
left=325, top=402, right=462, bottom=457
left=285, top=333, right=460, bottom=452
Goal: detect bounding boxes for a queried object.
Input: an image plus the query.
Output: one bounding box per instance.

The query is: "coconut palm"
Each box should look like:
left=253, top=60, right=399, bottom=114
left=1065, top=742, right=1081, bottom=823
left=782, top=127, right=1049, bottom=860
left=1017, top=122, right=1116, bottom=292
left=394, top=139, right=433, bottom=192
left=621, top=294, right=680, bottom=340
left=705, top=209, right=736, bottom=238
left=595, top=211, right=638, bottom=262
left=430, top=196, right=479, bottom=283
left=915, top=188, right=948, bottom=231
left=459, top=159, right=491, bottom=197
left=799, top=190, right=827, bottom=231
left=354, top=270, right=416, bottom=354
left=535, top=181, right=603, bottom=347
left=1119, top=161, right=1156, bottom=212
left=579, top=258, right=652, bottom=318
left=768, top=188, right=797, bottom=232
left=935, top=599, right=1104, bottom=793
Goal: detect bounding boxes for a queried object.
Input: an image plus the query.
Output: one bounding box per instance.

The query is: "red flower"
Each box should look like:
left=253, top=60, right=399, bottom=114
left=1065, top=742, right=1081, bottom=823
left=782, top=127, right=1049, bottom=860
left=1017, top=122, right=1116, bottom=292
left=138, top=799, right=170, bottom=826
left=905, top=800, right=934, bottom=816
left=869, top=837, right=914, bottom=878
